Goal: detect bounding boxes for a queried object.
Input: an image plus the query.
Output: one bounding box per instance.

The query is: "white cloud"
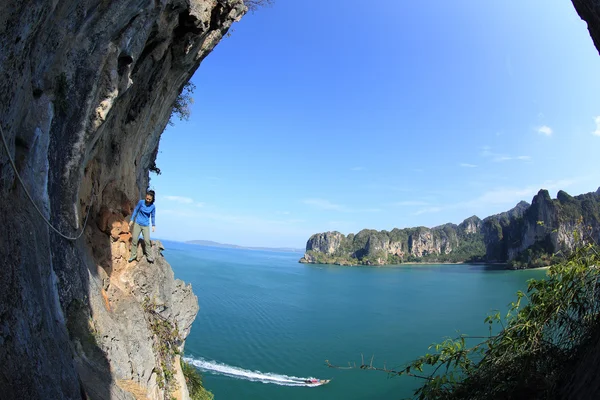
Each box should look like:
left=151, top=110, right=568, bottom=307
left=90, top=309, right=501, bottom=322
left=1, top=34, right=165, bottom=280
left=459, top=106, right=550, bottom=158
left=480, top=147, right=532, bottom=163
left=465, top=187, right=537, bottom=206
left=460, top=179, right=576, bottom=208
left=364, top=183, right=413, bottom=193
left=480, top=146, right=500, bottom=159
left=350, top=166, right=365, bottom=171
left=414, top=207, right=442, bottom=215
left=164, top=195, right=194, bottom=204
left=537, top=125, right=553, bottom=136
left=303, top=198, right=380, bottom=213
left=162, top=209, right=305, bottom=227
left=392, top=200, right=430, bottom=206
left=303, top=198, right=344, bottom=211
left=593, top=116, right=600, bottom=136
left=327, top=220, right=354, bottom=227
left=408, top=179, right=577, bottom=218
left=195, top=202, right=205, bottom=208
left=459, top=163, right=477, bottom=168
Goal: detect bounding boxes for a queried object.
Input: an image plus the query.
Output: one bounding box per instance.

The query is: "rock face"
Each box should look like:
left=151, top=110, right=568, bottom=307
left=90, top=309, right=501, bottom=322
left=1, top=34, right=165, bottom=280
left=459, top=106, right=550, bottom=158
left=0, top=0, right=245, bottom=399
left=300, top=216, right=485, bottom=266
left=305, top=231, right=346, bottom=255
left=481, top=201, right=530, bottom=262
left=300, top=189, right=600, bottom=267
left=490, top=189, right=600, bottom=268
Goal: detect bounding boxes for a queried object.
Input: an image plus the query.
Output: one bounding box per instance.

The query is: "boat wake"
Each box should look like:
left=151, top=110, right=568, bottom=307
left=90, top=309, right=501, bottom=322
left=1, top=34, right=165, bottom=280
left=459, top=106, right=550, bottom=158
left=183, top=356, right=320, bottom=387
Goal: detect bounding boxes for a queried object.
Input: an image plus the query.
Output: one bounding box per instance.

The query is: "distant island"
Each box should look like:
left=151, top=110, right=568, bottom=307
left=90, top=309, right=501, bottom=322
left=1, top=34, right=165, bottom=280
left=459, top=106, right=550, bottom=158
left=300, top=187, right=600, bottom=269
left=187, top=240, right=304, bottom=253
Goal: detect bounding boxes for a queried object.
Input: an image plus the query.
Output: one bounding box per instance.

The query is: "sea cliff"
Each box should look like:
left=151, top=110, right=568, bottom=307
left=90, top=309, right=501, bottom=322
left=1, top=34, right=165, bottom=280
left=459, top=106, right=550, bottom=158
left=300, top=188, right=600, bottom=269
left=0, top=1, right=245, bottom=399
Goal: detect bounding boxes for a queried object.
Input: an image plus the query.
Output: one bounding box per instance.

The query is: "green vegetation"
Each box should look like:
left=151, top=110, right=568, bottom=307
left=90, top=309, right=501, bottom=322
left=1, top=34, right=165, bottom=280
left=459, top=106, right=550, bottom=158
left=508, top=235, right=558, bottom=269
left=304, top=189, right=600, bottom=268
left=143, top=297, right=182, bottom=399
left=169, top=81, right=195, bottom=125
left=244, top=0, right=274, bottom=12
left=304, top=250, right=358, bottom=265
left=330, top=235, right=600, bottom=399
left=419, top=233, right=486, bottom=263
left=181, top=359, right=214, bottom=400
left=305, top=226, right=487, bottom=266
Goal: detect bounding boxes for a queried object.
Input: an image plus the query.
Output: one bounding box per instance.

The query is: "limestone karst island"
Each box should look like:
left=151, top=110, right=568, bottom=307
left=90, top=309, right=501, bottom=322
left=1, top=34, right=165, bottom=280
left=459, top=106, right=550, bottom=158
left=2, top=1, right=600, bottom=400
left=300, top=188, right=600, bottom=269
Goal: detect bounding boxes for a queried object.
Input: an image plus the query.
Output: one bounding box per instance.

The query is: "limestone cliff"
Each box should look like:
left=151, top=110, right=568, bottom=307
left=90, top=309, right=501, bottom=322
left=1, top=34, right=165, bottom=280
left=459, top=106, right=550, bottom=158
left=0, top=0, right=245, bottom=399
left=492, top=189, right=600, bottom=269
left=300, top=216, right=486, bottom=266
left=300, top=188, right=600, bottom=268
left=481, top=201, right=530, bottom=262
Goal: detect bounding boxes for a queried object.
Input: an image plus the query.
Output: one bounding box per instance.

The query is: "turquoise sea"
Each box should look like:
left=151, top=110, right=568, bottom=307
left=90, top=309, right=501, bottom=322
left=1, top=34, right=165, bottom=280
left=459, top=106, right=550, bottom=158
left=163, top=240, right=547, bottom=400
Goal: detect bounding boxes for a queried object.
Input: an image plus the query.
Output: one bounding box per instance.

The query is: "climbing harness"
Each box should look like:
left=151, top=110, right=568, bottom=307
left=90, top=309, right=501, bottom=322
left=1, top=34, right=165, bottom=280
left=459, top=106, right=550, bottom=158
left=0, top=123, right=94, bottom=241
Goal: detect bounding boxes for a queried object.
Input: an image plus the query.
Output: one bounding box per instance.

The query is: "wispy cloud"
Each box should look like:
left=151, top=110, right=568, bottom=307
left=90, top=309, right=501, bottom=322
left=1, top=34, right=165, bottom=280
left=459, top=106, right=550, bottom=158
left=409, top=179, right=578, bottom=217
left=303, top=198, right=380, bottom=213
left=164, top=195, right=194, bottom=204
left=459, top=163, right=477, bottom=168
left=493, top=155, right=531, bottom=162
left=392, top=200, right=430, bottom=206
left=414, top=207, right=442, bottom=215
left=537, top=125, right=553, bottom=136
left=303, top=198, right=345, bottom=211
left=164, top=195, right=206, bottom=208
left=481, top=146, right=532, bottom=163
left=162, top=209, right=306, bottom=227
left=327, top=220, right=355, bottom=228
left=461, top=180, right=576, bottom=208
left=593, top=116, right=600, bottom=136
left=365, top=183, right=412, bottom=193
left=350, top=166, right=365, bottom=171
left=481, top=146, right=507, bottom=160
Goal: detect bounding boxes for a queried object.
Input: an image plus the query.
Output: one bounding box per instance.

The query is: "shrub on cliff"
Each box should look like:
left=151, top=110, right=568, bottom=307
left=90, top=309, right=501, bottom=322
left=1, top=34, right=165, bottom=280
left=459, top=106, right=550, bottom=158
left=404, top=241, right=600, bottom=400
left=244, top=0, right=274, bottom=12
left=169, top=81, right=195, bottom=125
left=181, top=359, right=214, bottom=400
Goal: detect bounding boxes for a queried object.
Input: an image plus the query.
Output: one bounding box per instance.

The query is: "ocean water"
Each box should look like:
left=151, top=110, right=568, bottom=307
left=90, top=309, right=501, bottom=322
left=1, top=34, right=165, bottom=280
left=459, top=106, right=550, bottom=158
left=163, top=240, right=547, bottom=400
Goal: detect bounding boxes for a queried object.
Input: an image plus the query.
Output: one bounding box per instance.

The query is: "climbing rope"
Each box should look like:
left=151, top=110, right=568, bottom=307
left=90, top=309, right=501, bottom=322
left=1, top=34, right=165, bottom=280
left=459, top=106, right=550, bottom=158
left=0, top=123, right=94, bottom=241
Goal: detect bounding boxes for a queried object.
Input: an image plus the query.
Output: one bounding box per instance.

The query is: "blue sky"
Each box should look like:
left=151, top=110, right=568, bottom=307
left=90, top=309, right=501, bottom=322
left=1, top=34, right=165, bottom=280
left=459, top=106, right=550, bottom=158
left=152, top=0, right=600, bottom=248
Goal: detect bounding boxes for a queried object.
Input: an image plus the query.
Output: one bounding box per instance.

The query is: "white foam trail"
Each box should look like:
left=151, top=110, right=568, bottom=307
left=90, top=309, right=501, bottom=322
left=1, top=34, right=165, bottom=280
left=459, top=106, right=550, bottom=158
left=183, top=356, right=318, bottom=387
